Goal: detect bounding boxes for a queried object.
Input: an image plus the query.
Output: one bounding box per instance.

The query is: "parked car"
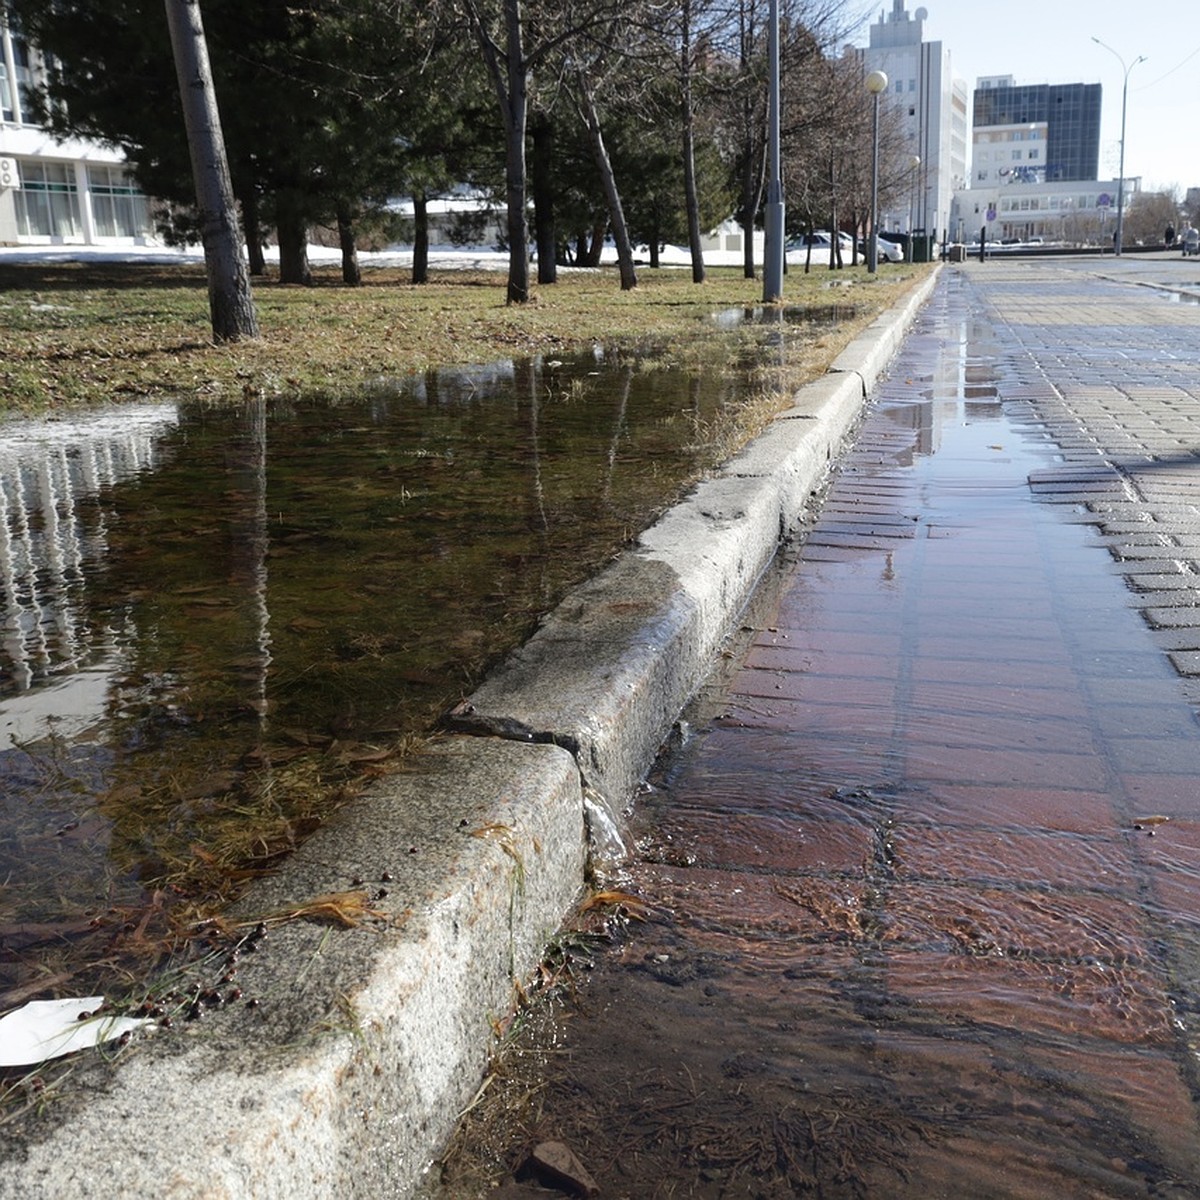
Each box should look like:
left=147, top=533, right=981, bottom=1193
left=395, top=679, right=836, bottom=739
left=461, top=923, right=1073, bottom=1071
left=786, top=230, right=854, bottom=254
left=858, top=235, right=905, bottom=263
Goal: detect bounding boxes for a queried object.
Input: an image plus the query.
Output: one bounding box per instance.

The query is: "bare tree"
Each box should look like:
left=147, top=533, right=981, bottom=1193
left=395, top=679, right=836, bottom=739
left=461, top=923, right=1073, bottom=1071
left=163, top=0, right=258, bottom=342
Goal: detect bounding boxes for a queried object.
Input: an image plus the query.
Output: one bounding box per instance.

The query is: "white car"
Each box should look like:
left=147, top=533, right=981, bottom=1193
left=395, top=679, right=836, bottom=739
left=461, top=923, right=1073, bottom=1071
left=785, top=231, right=855, bottom=265
left=859, top=235, right=905, bottom=263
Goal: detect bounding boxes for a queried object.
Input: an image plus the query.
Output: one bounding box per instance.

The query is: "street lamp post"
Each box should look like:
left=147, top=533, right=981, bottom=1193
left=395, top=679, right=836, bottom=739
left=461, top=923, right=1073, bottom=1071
left=1092, top=37, right=1146, bottom=258
left=908, top=154, right=921, bottom=260
left=762, top=0, right=784, bottom=301
left=866, top=70, right=888, bottom=274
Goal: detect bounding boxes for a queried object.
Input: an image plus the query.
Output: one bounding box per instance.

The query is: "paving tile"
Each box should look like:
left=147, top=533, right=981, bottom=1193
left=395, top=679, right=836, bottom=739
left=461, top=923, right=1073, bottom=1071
left=884, top=949, right=1174, bottom=1047
left=641, top=807, right=874, bottom=874
left=892, top=824, right=1137, bottom=894
left=889, top=783, right=1122, bottom=833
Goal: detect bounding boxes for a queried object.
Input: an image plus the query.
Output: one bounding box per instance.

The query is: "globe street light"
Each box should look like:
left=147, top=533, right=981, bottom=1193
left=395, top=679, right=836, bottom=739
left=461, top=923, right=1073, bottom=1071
left=1092, top=37, right=1146, bottom=257
left=866, top=70, right=888, bottom=274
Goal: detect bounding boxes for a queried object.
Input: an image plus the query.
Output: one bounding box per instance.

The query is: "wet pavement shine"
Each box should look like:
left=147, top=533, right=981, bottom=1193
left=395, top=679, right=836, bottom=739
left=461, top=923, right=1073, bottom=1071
left=444, top=261, right=1200, bottom=1198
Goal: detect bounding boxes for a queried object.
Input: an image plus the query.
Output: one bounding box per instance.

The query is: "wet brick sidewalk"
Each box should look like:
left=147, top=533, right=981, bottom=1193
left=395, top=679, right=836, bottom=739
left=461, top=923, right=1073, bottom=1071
left=445, top=262, right=1200, bottom=1199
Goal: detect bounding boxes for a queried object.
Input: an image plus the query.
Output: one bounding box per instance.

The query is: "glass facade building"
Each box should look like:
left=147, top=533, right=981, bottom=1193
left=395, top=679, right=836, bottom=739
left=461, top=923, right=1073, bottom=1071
left=973, top=81, right=1101, bottom=182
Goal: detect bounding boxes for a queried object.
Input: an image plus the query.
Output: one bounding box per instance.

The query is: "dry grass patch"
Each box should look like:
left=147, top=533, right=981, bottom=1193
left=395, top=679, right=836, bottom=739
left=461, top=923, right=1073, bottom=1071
left=0, top=259, right=932, bottom=413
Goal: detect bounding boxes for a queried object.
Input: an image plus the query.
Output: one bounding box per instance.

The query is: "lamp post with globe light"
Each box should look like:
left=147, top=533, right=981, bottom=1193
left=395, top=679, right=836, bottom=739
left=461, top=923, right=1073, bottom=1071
left=1092, top=37, right=1145, bottom=257
left=865, top=70, right=888, bottom=274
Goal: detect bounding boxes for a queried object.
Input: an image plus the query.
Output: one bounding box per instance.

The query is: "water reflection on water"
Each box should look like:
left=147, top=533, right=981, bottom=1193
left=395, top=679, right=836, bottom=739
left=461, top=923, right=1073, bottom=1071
left=0, top=344, right=776, bottom=999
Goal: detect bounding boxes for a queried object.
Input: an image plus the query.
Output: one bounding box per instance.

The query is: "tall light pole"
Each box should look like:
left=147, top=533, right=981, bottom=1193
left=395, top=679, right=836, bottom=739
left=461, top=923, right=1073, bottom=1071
left=1092, top=37, right=1146, bottom=258
left=908, top=154, right=921, bottom=260
left=866, top=70, right=888, bottom=274
left=762, top=0, right=784, bottom=301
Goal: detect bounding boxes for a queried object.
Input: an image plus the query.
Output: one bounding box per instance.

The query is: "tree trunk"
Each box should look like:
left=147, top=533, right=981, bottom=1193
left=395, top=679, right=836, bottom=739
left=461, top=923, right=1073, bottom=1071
left=532, top=114, right=557, bottom=284
left=163, top=0, right=258, bottom=342
left=739, top=139, right=765, bottom=281
left=466, top=0, right=531, bottom=303
left=501, top=0, right=529, bottom=303
left=577, top=70, right=636, bottom=291
left=680, top=0, right=706, bottom=284
left=276, top=196, right=312, bottom=286
left=412, top=190, right=430, bottom=285
left=336, top=202, right=361, bottom=286
left=241, top=189, right=266, bottom=277
left=586, top=220, right=605, bottom=267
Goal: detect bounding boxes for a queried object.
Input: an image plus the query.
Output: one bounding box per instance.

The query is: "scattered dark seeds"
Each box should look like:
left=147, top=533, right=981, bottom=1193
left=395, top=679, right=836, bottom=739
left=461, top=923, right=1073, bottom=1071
left=380, top=871, right=393, bottom=882
left=227, top=988, right=243, bottom=1003
left=245, top=998, right=260, bottom=1009
left=77, top=1011, right=91, bottom=1021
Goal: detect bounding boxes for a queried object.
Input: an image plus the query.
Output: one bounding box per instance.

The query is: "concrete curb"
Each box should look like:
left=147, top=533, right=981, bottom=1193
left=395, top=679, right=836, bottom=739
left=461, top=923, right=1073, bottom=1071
left=0, top=267, right=939, bottom=1200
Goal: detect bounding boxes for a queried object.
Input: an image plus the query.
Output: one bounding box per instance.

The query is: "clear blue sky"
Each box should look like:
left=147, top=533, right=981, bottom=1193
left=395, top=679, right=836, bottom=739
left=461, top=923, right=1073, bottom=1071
left=894, top=1, right=1200, bottom=194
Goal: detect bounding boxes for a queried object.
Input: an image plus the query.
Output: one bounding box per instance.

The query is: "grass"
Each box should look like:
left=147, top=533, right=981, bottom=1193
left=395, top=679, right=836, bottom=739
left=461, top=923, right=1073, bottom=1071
left=0, top=258, right=933, bottom=413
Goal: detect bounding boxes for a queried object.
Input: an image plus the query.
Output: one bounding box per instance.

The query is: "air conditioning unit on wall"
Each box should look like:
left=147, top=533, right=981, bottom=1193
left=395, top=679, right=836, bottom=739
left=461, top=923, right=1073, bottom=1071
left=0, top=158, right=17, bottom=189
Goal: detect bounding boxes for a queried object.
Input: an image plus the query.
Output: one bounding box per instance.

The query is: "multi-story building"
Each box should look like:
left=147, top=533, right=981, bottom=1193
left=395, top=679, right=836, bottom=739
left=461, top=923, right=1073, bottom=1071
left=971, top=75, right=1101, bottom=185
left=1, top=17, right=153, bottom=246
left=950, top=176, right=1137, bottom=245
left=950, top=72, right=1129, bottom=245
left=857, top=1, right=969, bottom=248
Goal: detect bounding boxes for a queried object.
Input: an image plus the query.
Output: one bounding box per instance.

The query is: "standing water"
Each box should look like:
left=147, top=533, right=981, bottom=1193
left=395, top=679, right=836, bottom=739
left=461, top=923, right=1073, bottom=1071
left=0, top=336, right=809, bottom=1006
left=436, top=273, right=1200, bottom=1198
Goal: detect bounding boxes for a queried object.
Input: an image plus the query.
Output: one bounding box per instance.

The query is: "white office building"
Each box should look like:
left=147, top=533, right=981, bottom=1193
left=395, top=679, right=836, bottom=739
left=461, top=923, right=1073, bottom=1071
left=857, top=1, right=969, bottom=248
left=1, top=18, right=153, bottom=246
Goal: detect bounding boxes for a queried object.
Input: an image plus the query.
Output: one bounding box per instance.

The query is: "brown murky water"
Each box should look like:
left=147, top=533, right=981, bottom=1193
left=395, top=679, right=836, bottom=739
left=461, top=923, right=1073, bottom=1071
left=435, top=279, right=1200, bottom=1197
left=0, top=327, right=822, bottom=1006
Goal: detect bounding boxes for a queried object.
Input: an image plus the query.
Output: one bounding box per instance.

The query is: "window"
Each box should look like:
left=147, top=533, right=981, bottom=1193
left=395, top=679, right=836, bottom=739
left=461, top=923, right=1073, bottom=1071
left=15, top=160, right=82, bottom=239
left=88, top=165, right=150, bottom=238
left=1012, top=150, right=1022, bottom=161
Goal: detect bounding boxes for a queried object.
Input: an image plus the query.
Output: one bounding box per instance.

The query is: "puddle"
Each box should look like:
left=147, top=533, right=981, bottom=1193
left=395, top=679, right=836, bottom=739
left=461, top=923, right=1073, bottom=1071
left=712, top=303, right=858, bottom=329
left=0, top=341, right=783, bottom=1002
left=434, top=278, right=1200, bottom=1196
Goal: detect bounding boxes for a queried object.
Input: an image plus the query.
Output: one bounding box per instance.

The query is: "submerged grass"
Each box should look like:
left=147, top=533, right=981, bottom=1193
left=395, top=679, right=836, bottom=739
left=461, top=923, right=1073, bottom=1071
left=0, top=258, right=930, bottom=413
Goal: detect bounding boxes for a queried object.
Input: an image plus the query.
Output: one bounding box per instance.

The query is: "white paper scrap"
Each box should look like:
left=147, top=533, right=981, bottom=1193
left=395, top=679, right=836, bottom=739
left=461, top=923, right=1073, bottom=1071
left=0, top=996, right=154, bottom=1068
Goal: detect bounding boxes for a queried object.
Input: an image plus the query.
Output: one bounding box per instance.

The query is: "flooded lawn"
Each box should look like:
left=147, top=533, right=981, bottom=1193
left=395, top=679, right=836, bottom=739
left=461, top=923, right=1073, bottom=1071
left=433, top=277, right=1200, bottom=1197
left=0, top=323, right=833, bottom=1007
